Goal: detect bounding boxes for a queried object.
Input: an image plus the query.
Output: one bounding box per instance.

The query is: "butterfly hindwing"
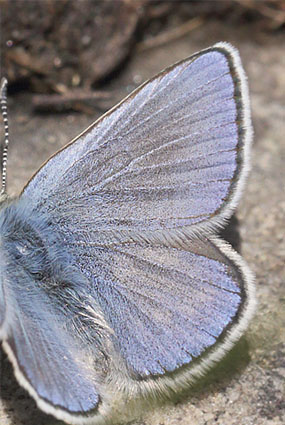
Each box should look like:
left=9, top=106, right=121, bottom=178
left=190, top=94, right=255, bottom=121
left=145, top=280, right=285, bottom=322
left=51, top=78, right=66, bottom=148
left=1, top=214, right=253, bottom=410
left=67, top=235, right=253, bottom=380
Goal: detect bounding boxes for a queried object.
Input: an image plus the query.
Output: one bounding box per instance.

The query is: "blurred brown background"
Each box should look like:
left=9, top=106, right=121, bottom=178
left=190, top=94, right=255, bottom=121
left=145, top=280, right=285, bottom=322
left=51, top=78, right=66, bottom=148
left=0, top=1, right=284, bottom=425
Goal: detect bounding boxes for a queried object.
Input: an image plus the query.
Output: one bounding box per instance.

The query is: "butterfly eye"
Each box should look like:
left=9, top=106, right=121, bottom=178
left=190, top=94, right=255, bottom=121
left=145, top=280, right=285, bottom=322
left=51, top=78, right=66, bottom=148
left=7, top=233, right=48, bottom=280
left=14, top=242, right=29, bottom=257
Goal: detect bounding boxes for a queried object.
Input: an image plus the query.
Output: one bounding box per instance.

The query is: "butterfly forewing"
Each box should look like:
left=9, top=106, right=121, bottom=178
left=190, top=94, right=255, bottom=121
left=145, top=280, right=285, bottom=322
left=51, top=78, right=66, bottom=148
left=22, top=44, right=249, bottom=246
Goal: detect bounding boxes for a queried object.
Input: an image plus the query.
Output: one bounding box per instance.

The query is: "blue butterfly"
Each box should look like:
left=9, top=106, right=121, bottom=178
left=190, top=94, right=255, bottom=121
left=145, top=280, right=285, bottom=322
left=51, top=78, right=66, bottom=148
left=0, top=42, right=255, bottom=424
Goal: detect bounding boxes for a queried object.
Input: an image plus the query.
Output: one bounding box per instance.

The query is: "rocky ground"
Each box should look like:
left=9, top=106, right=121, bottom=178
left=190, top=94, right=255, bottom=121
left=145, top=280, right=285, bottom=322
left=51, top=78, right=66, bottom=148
left=0, top=17, right=284, bottom=425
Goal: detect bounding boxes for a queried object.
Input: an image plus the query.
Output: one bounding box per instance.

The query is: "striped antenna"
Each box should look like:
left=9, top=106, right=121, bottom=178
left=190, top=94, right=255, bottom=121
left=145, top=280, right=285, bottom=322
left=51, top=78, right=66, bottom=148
left=1, top=77, right=9, bottom=195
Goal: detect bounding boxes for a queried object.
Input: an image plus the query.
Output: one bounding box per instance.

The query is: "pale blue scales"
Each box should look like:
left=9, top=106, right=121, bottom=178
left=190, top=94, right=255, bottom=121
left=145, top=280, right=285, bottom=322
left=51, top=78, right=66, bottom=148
left=0, top=43, right=255, bottom=424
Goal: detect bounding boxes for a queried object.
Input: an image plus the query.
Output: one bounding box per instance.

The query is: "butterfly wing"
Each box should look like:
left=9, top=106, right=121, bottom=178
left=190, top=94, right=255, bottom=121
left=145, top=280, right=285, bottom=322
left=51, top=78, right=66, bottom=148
left=2, top=42, right=254, bottom=423
left=1, top=260, right=113, bottom=422
left=64, top=235, right=254, bottom=381
left=21, top=42, right=252, bottom=246
left=2, top=233, right=254, bottom=421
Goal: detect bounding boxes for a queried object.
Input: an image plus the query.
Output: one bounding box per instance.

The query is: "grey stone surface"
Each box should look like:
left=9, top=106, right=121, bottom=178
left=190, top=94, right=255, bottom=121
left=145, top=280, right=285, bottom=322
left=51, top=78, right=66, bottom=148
left=0, top=20, right=284, bottom=425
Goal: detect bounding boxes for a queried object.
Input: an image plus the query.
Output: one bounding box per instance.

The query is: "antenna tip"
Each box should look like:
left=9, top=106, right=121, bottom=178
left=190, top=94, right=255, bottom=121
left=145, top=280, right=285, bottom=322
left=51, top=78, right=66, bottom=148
left=0, top=191, right=8, bottom=204
left=1, top=78, right=8, bottom=96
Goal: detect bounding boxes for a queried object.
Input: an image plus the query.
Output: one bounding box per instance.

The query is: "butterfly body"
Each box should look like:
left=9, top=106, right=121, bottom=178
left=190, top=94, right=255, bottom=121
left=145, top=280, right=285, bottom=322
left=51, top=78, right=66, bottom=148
left=0, top=42, right=255, bottom=425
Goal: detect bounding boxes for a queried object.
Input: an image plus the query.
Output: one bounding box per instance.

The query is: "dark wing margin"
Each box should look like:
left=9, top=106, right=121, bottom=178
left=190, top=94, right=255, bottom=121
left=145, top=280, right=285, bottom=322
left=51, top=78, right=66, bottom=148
left=21, top=42, right=253, bottom=247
